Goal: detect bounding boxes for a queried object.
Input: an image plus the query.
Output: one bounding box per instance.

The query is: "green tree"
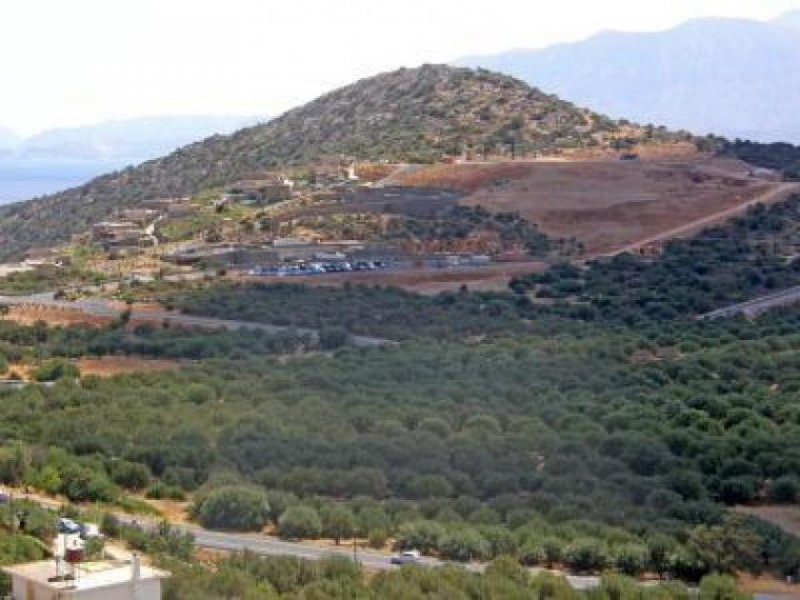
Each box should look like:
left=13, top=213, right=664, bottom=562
left=278, top=506, right=322, bottom=540
left=194, top=486, right=270, bottom=532
left=646, top=534, right=676, bottom=579
left=614, top=543, right=647, bottom=577
left=321, top=505, right=356, bottom=545
left=437, top=528, right=490, bottom=562
left=688, top=516, right=762, bottom=574
left=394, top=520, right=445, bottom=554
left=698, top=574, right=750, bottom=600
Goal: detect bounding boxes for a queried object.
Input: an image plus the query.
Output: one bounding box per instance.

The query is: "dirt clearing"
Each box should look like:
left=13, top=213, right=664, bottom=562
left=392, top=158, right=788, bottom=255
left=2, top=305, right=113, bottom=328
left=236, top=261, right=546, bottom=295
left=76, top=357, right=181, bottom=377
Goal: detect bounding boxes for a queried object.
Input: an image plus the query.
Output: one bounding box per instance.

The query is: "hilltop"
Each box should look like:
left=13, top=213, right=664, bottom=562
left=0, top=64, right=687, bottom=261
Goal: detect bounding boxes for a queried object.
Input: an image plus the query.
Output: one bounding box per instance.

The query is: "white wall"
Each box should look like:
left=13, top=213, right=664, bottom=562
left=10, top=576, right=162, bottom=600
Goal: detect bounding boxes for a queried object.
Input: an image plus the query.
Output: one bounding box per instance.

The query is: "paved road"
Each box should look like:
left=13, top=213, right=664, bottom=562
left=15, top=490, right=798, bottom=595
left=607, top=182, right=800, bottom=257
left=700, top=284, right=800, bottom=320
left=0, top=295, right=389, bottom=348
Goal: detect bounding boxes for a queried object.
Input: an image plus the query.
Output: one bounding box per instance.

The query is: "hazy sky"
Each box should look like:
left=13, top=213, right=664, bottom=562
left=2, top=0, right=798, bottom=135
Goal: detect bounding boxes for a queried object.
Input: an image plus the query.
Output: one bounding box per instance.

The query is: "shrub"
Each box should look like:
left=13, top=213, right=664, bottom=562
left=768, top=477, right=799, bottom=504
left=32, top=359, right=80, bottom=382
left=564, top=538, right=609, bottom=572
left=319, top=327, right=350, bottom=350
left=59, top=464, right=116, bottom=503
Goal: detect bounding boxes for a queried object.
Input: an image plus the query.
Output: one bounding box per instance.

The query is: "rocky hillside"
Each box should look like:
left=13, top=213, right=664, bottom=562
left=0, top=64, right=686, bottom=260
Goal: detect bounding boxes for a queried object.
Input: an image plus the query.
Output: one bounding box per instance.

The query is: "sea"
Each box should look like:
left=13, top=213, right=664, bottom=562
left=0, top=158, right=125, bottom=205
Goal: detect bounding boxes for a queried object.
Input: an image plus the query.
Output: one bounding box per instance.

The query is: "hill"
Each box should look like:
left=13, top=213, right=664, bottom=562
left=461, top=15, right=800, bottom=143
left=0, top=64, right=686, bottom=261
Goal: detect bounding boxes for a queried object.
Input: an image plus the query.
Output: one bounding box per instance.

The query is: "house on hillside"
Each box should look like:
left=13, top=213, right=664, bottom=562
left=91, top=221, right=155, bottom=250
left=3, top=554, right=169, bottom=599
left=228, top=179, right=293, bottom=205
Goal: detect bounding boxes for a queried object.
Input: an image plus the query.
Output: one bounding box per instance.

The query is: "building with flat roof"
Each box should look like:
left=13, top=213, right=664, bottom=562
left=3, top=554, right=169, bottom=600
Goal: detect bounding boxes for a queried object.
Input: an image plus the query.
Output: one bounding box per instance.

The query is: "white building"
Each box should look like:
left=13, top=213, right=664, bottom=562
left=3, top=554, right=169, bottom=600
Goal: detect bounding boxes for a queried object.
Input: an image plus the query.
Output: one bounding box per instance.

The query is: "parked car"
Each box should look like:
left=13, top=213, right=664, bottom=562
left=390, top=550, right=420, bottom=565
left=80, top=522, right=103, bottom=540
left=57, top=518, right=81, bottom=534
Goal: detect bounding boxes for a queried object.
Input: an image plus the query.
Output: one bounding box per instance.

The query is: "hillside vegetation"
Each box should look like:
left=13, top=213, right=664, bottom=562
left=0, top=65, right=684, bottom=261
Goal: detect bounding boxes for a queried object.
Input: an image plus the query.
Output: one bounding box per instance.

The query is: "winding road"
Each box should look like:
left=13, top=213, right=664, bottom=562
left=0, top=294, right=390, bottom=348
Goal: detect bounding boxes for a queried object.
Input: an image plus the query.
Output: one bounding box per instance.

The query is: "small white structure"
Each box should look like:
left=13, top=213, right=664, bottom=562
left=3, top=554, right=169, bottom=600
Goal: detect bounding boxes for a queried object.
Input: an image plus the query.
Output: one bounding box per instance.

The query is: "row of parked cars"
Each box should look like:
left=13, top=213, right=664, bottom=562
left=248, top=260, right=388, bottom=277
left=57, top=517, right=103, bottom=540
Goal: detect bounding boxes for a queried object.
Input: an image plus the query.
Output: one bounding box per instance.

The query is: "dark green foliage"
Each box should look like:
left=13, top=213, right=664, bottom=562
left=166, top=282, right=526, bottom=340
left=513, top=195, right=800, bottom=323
left=724, top=139, right=800, bottom=173
left=385, top=206, right=552, bottom=257
left=109, top=460, right=151, bottom=491
left=0, top=318, right=317, bottom=362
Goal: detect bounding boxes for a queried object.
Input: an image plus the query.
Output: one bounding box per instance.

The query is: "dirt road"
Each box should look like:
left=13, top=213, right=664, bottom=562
left=0, top=295, right=391, bottom=348
left=608, top=182, right=800, bottom=257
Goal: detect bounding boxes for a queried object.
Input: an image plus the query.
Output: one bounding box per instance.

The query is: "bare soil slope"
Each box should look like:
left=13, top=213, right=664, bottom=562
left=392, top=158, right=785, bottom=254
